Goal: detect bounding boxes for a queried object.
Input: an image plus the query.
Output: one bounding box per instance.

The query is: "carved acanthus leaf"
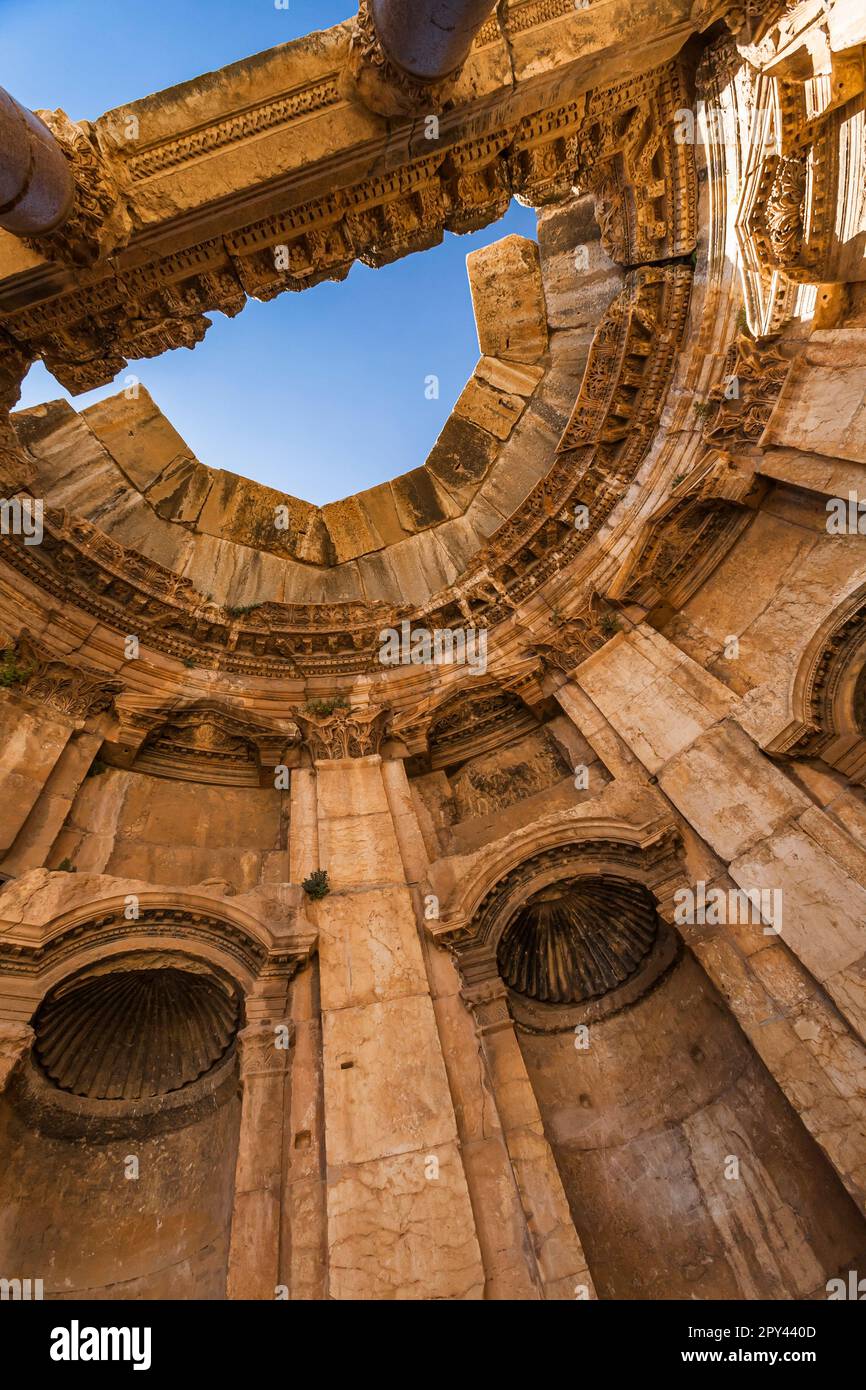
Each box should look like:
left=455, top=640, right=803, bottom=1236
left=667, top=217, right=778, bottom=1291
left=23, top=109, right=133, bottom=269
left=296, top=704, right=390, bottom=760
left=1, top=630, right=122, bottom=720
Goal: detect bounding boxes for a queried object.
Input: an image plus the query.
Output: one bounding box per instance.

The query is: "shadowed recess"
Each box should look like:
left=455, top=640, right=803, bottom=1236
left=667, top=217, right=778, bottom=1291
left=498, top=876, right=659, bottom=1005
left=34, top=964, right=240, bottom=1100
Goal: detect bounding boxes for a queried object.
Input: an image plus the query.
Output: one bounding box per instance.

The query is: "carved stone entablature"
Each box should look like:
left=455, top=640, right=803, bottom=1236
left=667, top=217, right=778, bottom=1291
left=0, top=629, right=121, bottom=722
left=748, top=152, right=808, bottom=270
left=297, top=704, right=390, bottom=761
left=0, top=265, right=691, bottom=677
left=22, top=110, right=133, bottom=270
left=0, top=58, right=694, bottom=396
left=0, top=332, right=36, bottom=490
left=702, top=331, right=794, bottom=448
left=607, top=452, right=762, bottom=612
left=421, top=265, right=694, bottom=636
left=575, top=60, right=698, bottom=265
left=427, top=688, right=538, bottom=768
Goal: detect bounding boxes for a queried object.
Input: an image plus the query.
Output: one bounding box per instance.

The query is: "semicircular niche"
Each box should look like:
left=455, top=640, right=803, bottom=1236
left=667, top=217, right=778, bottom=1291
left=33, top=959, right=241, bottom=1101
left=497, top=875, right=659, bottom=1005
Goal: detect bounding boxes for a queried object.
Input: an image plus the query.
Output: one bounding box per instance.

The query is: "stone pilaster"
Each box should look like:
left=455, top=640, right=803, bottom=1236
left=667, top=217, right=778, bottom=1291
left=226, top=1020, right=291, bottom=1301
left=458, top=964, right=598, bottom=1301
left=309, top=747, right=484, bottom=1300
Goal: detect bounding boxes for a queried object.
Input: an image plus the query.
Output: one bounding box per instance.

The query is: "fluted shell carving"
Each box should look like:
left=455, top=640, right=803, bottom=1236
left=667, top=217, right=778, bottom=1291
left=34, top=967, right=240, bottom=1100
left=497, top=877, right=658, bottom=1005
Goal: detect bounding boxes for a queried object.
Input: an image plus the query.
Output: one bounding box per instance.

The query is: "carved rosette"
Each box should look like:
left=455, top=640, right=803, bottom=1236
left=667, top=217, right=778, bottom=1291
left=296, top=705, right=390, bottom=760
left=1, top=630, right=122, bottom=720
left=23, top=109, right=132, bottom=268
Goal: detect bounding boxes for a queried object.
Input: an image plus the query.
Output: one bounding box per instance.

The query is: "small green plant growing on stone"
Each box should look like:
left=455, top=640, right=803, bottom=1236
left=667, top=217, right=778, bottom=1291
left=693, top=400, right=713, bottom=419
left=302, top=869, right=330, bottom=900
left=671, top=473, right=688, bottom=488
left=183, top=657, right=197, bottom=669
left=227, top=603, right=260, bottom=618
left=599, top=612, right=620, bottom=637
left=735, top=305, right=749, bottom=333
left=0, top=650, right=33, bottom=688
left=57, top=858, right=77, bottom=874
left=548, top=603, right=566, bottom=627
left=303, top=696, right=349, bottom=718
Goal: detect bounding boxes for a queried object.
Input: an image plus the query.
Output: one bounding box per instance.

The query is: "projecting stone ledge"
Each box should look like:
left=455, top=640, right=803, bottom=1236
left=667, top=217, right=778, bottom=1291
left=467, top=235, right=549, bottom=365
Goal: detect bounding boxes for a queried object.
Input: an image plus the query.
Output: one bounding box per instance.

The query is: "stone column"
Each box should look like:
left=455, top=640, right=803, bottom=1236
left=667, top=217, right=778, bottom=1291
left=368, top=0, right=497, bottom=81
left=0, top=86, right=73, bottom=237
left=347, top=0, right=497, bottom=114
left=298, top=708, right=484, bottom=1299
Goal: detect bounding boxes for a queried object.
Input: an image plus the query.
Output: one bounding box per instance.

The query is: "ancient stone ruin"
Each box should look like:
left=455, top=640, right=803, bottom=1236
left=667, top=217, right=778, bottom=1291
left=0, top=0, right=865, bottom=1304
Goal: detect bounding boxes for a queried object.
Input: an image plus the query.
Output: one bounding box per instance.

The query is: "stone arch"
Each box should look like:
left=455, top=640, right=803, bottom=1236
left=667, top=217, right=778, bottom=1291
left=435, top=816, right=866, bottom=1300
left=0, top=884, right=314, bottom=1300
left=766, top=580, right=866, bottom=783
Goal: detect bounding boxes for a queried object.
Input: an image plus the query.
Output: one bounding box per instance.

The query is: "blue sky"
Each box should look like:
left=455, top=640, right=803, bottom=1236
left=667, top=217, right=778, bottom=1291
left=4, top=0, right=537, bottom=504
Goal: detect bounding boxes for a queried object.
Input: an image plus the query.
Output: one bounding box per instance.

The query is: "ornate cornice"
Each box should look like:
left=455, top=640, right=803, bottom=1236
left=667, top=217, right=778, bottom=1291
left=0, top=59, right=696, bottom=396
left=0, top=259, right=692, bottom=678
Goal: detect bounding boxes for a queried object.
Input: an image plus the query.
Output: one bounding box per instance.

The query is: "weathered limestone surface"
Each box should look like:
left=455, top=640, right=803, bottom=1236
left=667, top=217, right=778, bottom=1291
left=311, top=755, right=484, bottom=1300
left=1, top=0, right=865, bottom=1307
